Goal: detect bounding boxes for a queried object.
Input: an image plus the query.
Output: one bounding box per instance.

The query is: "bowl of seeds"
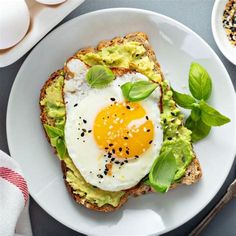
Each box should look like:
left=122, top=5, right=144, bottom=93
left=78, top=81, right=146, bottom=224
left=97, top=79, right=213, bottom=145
left=212, top=0, right=236, bottom=65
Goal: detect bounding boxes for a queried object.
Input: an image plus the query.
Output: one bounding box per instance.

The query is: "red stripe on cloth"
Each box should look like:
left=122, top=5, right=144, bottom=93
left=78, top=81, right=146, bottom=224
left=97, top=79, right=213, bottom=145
left=0, top=167, right=28, bottom=203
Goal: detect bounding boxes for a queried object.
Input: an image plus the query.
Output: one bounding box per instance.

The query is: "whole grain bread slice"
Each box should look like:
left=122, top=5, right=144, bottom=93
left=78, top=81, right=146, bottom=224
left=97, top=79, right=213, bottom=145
left=40, top=32, right=202, bottom=212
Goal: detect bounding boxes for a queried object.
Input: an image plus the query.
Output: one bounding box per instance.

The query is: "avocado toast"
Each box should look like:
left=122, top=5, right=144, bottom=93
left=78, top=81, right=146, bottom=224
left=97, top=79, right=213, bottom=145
left=39, top=32, right=202, bottom=212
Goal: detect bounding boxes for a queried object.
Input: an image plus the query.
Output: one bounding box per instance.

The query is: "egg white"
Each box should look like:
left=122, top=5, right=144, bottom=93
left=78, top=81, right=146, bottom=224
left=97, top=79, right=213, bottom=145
left=64, top=58, right=163, bottom=192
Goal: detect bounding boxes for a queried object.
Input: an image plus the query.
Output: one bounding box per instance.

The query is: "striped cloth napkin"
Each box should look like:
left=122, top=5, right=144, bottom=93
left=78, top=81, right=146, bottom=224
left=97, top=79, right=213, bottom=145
left=0, top=150, right=32, bottom=236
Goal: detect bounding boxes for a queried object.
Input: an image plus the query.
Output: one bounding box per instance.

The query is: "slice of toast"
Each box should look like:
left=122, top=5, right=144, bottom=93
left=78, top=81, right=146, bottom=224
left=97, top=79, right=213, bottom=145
left=40, top=32, right=202, bottom=212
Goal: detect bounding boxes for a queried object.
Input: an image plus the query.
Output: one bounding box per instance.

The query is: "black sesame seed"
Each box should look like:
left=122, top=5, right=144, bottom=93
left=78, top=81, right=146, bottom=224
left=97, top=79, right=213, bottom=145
left=105, top=147, right=108, bottom=150
left=109, top=143, right=113, bottom=147
left=97, top=174, right=103, bottom=178
left=171, top=112, right=175, bottom=116
left=115, top=161, right=120, bottom=164
left=112, top=149, right=115, bottom=154
left=126, top=105, right=131, bottom=110
left=111, top=158, right=115, bottom=161
left=110, top=97, right=116, bottom=101
left=83, top=119, right=87, bottom=124
left=74, top=103, right=78, bottom=107
left=82, top=128, right=87, bottom=132
left=124, top=137, right=128, bottom=140
left=149, top=140, right=153, bottom=144
left=104, top=171, right=108, bottom=175
left=146, top=129, right=150, bottom=132
left=119, top=147, right=122, bottom=152
left=146, top=115, right=149, bottom=120
left=88, top=130, right=92, bottom=133
left=124, top=160, right=128, bottom=163
left=81, top=132, right=85, bottom=137
left=126, top=150, right=130, bottom=155
left=167, top=137, right=172, bottom=140
left=135, top=155, right=139, bottom=158
left=120, top=162, right=124, bottom=166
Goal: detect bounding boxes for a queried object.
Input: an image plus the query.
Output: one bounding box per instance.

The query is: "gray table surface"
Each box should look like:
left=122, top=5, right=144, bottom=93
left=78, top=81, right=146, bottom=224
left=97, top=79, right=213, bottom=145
left=0, top=0, right=236, bottom=235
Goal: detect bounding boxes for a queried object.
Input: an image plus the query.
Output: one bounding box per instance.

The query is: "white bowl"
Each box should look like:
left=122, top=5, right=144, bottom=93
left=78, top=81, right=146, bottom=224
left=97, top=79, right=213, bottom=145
left=212, top=0, right=236, bottom=65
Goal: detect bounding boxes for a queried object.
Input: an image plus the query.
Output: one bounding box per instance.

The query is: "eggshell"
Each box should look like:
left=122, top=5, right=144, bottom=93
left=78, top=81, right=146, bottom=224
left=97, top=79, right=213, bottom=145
left=35, top=0, right=66, bottom=5
left=0, top=0, right=30, bottom=50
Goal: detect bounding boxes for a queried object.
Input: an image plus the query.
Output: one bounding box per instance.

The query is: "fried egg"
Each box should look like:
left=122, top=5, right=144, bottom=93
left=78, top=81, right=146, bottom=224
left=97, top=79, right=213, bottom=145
left=64, top=58, right=163, bottom=192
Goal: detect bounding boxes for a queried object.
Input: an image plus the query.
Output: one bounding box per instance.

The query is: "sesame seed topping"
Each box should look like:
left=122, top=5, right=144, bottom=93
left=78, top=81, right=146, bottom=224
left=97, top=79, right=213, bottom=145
left=83, top=119, right=87, bottom=124
left=74, top=103, right=78, bottom=107
left=110, top=97, right=116, bottom=101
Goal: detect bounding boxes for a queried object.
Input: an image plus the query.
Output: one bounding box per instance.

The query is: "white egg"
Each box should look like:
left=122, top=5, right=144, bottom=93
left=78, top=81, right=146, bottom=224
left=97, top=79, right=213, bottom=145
left=0, top=0, right=30, bottom=50
left=35, top=0, right=66, bottom=5
left=64, top=58, right=163, bottom=192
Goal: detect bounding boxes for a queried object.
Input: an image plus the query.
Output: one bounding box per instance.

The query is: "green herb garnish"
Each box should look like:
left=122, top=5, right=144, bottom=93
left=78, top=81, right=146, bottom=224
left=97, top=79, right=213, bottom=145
left=148, top=150, right=177, bottom=193
left=172, top=62, right=230, bottom=142
left=44, top=124, right=66, bottom=159
left=121, top=80, right=158, bottom=102
left=189, top=62, right=212, bottom=100
left=86, top=65, right=115, bottom=88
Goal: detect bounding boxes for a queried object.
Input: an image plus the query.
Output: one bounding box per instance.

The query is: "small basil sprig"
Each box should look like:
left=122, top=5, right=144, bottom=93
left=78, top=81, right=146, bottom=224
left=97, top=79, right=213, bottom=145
left=171, top=62, right=230, bottom=142
left=44, top=124, right=66, bottom=159
left=121, top=80, right=158, bottom=102
left=189, top=62, right=212, bottom=100
left=148, top=149, right=177, bottom=193
left=86, top=65, right=115, bottom=88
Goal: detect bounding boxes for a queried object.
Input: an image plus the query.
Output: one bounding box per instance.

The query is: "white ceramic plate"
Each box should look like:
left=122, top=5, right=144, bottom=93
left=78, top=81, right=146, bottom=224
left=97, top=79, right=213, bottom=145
left=212, top=0, right=236, bottom=65
left=7, top=8, right=236, bottom=235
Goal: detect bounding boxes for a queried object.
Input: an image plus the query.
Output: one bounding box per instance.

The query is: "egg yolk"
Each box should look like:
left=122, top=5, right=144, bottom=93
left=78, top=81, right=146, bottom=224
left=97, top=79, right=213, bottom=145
left=93, top=102, right=154, bottom=159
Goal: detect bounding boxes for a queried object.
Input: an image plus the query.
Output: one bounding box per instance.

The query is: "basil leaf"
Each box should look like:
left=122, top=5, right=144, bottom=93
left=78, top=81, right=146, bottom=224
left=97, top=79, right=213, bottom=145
left=121, top=80, right=158, bottom=102
left=44, top=124, right=64, bottom=138
left=171, top=88, right=196, bottom=109
left=189, top=62, right=212, bottom=100
left=121, top=82, right=133, bottom=100
left=199, top=100, right=231, bottom=126
left=56, top=138, right=66, bottom=159
left=190, top=105, right=201, bottom=121
left=149, top=150, right=177, bottom=193
left=185, top=116, right=211, bottom=142
left=86, top=65, right=115, bottom=88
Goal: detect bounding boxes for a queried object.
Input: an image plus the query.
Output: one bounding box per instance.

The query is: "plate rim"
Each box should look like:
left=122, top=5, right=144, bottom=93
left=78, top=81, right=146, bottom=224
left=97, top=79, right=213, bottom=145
left=6, top=7, right=236, bottom=235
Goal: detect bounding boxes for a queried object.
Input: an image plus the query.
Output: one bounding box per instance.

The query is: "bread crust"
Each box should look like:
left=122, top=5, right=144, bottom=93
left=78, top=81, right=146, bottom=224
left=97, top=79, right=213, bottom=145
left=39, top=32, right=202, bottom=212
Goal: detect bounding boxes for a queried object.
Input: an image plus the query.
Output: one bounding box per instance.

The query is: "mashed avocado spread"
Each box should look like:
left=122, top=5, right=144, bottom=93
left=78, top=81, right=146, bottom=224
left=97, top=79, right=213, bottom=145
left=80, top=41, right=162, bottom=83
left=41, top=41, right=193, bottom=207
